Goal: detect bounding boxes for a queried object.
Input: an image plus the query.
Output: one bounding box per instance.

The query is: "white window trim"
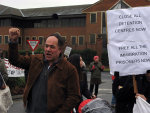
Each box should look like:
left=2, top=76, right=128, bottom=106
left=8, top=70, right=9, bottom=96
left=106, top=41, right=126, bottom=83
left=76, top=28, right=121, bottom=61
left=61, top=36, right=67, bottom=40
left=25, top=36, right=30, bottom=46
left=32, top=36, right=37, bottom=40
left=4, top=35, right=9, bottom=45
left=38, top=36, right=44, bottom=45
left=0, top=35, right=3, bottom=44
left=89, top=34, right=96, bottom=44
left=90, top=13, right=97, bottom=24
left=71, top=36, right=77, bottom=45
left=78, top=35, right=84, bottom=45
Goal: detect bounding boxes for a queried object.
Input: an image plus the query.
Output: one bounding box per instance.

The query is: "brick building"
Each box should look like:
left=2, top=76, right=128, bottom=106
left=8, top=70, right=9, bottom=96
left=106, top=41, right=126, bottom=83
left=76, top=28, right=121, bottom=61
left=0, top=0, right=150, bottom=58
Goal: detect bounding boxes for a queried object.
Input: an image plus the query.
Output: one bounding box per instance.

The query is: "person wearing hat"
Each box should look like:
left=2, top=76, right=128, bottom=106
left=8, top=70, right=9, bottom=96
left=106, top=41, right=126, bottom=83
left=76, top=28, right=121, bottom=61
left=89, top=56, right=104, bottom=97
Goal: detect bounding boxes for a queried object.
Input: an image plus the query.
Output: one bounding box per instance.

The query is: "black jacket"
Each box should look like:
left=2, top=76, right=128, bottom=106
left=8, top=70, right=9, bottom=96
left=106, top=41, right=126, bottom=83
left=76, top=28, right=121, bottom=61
left=113, top=75, right=135, bottom=113
left=137, top=75, right=150, bottom=104
left=80, top=67, right=92, bottom=100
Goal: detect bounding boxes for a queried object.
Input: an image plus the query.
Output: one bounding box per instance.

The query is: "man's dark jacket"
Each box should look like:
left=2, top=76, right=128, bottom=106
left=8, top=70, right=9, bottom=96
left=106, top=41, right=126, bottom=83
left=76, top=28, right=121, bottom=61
left=8, top=43, right=81, bottom=113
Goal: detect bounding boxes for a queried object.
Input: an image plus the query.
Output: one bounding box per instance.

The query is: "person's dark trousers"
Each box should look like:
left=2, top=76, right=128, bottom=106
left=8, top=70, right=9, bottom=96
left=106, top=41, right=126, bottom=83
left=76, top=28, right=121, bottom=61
left=90, top=84, right=99, bottom=97
left=90, top=84, right=94, bottom=95
left=95, top=84, right=99, bottom=96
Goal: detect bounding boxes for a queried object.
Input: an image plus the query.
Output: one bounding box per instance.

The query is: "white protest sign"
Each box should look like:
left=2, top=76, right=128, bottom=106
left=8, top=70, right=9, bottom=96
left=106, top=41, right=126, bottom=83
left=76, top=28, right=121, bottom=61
left=106, top=6, right=150, bottom=76
left=27, top=40, right=39, bottom=51
left=64, top=46, right=72, bottom=57
left=4, top=58, right=25, bottom=77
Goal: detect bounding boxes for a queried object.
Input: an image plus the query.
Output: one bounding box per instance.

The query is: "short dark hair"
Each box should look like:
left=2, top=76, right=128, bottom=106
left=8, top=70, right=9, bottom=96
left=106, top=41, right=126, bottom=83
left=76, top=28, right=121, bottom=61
left=49, top=33, right=65, bottom=48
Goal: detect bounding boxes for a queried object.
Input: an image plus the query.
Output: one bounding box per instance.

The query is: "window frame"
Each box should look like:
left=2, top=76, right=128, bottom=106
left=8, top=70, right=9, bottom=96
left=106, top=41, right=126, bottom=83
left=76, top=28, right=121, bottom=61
left=71, top=36, right=77, bottom=45
left=25, top=36, right=30, bottom=46
left=32, top=36, right=37, bottom=40
left=0, top=35, right=3, bottom=44
left=90, top=13, right=97, bottom=24
left=18, top=36, right=22, bottom=45
left=4, top=35, right=9, bottom=45
left=78, top=35, right=84, bottom=45
left=89, top=34, right=96, bottom=44
left=38, top=36, right=44, bottom=45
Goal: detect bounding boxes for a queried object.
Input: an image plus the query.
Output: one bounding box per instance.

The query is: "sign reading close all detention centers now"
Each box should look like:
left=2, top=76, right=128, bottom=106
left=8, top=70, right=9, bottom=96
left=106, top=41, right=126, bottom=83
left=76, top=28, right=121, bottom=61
left=106, top=6, right=150, bottom=76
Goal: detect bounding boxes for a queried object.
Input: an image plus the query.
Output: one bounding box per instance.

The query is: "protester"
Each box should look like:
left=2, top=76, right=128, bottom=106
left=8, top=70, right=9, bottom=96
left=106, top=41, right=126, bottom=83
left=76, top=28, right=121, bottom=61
left=8, top=28, right=81, bottom=113
left=135, top=70, right=150, bottom=104
left=0, top=48, right=8, bottom=89
left=89, top=55, right=104, bottom=97
left=112, top=72, right=135, bottom=113
left=111, top=74, right=116, bottom=107
left=68, top=54, right=96, bottom=113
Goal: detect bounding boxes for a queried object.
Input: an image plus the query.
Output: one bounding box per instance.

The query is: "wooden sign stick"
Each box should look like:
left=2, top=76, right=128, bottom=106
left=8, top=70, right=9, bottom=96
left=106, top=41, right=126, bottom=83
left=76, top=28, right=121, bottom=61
left=133, top=75, right=138, bottom=94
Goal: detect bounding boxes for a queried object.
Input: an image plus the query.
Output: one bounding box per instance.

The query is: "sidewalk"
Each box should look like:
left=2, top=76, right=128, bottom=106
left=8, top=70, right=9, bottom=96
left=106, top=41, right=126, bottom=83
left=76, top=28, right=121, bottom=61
left=12, top=94, right=23, bottom=100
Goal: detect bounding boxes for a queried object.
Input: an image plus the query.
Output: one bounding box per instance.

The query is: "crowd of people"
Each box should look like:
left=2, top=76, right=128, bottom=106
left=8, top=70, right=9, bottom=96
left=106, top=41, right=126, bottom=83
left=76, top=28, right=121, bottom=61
left=0, top=27, right=149, bottom=113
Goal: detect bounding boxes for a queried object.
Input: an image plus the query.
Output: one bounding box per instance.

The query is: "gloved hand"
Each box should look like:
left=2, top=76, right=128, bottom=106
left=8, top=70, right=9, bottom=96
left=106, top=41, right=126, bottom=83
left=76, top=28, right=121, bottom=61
left=101, top=65, right=105, bottom=70
left=91, top=65, right=95, bottom=70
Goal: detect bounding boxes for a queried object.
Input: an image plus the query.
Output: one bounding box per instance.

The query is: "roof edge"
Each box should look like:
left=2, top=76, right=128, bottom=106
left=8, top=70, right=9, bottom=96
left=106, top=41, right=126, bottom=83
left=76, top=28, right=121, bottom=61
left=108, top=0, right=120, bottom=10
left=82, top=0, right=102, bottom=13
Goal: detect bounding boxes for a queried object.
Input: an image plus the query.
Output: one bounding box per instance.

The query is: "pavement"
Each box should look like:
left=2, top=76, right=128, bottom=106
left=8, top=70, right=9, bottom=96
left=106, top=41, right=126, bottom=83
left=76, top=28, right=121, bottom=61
left=12, top=94, right=23, bottom=100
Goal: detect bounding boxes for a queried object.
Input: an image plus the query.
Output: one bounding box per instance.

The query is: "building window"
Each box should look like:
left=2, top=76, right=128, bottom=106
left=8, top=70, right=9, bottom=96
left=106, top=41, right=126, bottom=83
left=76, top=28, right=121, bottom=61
left=32, top=36, right=36, bottom=40
left=25, top=37, right=30, bottom=46
left=4, top=36, right=9, bottom=44
left=102, top=12, right=107, bottom=48
left=38, top=36, right=44, bottom=45
left=78, top=36, right=84, bottom=45
left=0, top=36, right=2, bottom=44
left=0, top=19, right=11, bottom=26
left=61, top=36, right=67, bottom=42
left=18, top=37, right=22, bottom=45
left=102, top=12, right=106, bottom=34
left=90, top=34, right=96, bottom=44
left=71, top=36, right=77, bottom=45
left=90, top=13, right=97, bottom=24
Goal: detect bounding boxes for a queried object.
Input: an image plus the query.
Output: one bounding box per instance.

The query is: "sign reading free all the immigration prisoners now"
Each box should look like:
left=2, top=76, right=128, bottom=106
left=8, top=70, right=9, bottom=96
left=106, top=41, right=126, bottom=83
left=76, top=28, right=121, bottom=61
left=106, top=6, right=150, bottom=76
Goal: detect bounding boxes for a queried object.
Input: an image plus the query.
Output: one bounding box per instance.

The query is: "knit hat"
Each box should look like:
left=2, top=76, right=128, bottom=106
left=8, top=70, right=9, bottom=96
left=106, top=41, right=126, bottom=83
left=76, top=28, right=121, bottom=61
left=93, top=56, right=99, bottom=60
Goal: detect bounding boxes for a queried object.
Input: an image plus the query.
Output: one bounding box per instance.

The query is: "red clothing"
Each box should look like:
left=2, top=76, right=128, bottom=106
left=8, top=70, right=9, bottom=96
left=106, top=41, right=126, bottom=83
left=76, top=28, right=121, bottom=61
left=112, top=75, right=115, bottom=81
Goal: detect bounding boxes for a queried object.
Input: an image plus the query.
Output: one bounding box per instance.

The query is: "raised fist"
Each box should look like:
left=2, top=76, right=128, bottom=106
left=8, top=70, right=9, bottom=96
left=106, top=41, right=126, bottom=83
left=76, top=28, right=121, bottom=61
left=9, top=28, right=20, bottom=42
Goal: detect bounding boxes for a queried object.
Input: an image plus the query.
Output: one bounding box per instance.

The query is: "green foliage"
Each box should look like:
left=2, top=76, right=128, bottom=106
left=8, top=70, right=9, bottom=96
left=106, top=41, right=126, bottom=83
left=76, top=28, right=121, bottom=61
left=19, top=47, right=44, bottom=55
left=19, top=50, right=27, bottom=55
left=101, top=50, right=109, bottom=66
left=6, top=77, right=25, bottom=89
left=35, top=47, right=44, bottom=54
left=6, top=77, right=25, bottom=95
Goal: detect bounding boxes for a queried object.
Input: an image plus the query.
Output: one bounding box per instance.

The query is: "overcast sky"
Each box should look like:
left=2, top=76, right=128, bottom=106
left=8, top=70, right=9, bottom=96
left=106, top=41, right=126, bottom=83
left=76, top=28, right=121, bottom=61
left=0, top=0, right=99, bottom=9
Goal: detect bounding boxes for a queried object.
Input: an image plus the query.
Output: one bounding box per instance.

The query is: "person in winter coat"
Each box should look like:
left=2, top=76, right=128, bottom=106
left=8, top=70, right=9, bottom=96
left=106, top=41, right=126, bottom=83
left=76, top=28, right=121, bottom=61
left=111, top=74, right=116, bottom=107
left=89, top=56, right=104, bottom=97
left=136, top=70, right=150, bottom=104
left=68, top=54, right=96, bottom=113
left=8, top=28, right=81, bottom=113
left=112, top=72, right=135, bottom=113
left=0, top=48, right=8, bottom=89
